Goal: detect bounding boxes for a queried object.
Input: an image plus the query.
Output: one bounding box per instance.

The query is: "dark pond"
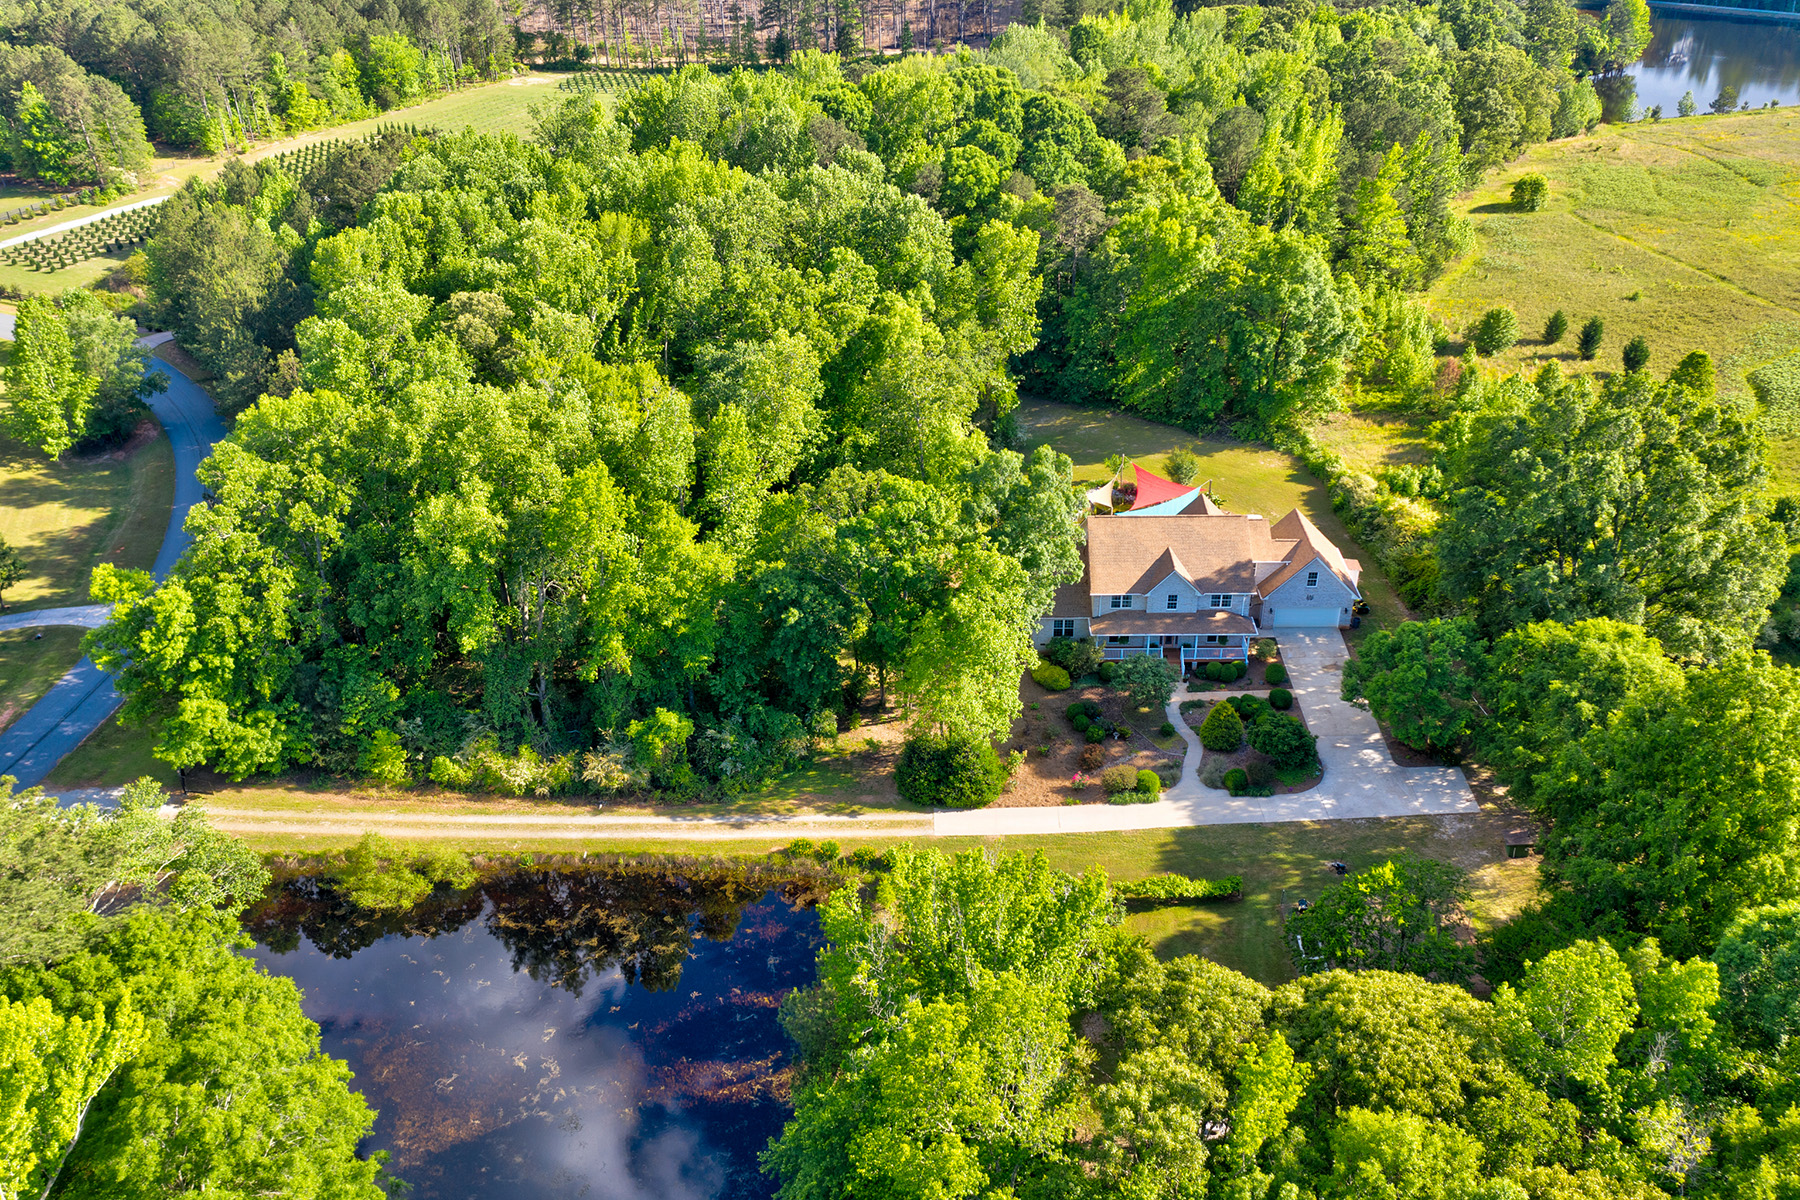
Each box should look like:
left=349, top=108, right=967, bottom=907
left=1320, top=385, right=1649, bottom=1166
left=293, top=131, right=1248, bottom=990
left=1602, top=12, right=1800, bottom=118
left=244, top=868, right=828, bottom=1200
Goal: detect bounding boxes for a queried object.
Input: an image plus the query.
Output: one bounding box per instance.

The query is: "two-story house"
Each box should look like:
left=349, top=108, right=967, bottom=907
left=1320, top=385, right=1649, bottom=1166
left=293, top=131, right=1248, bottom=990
left=1038, top=499, right=1362, bottom=666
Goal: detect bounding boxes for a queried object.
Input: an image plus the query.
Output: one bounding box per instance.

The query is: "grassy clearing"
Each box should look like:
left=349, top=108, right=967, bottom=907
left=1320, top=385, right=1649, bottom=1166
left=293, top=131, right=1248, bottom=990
left=1015, top=397, right=1408, bottom=633
left=43, top=712, right=177, bottom=788
left=218, top=805, right=1537, bottom=986
left=0, top=425, right=174, bottom=611
left=1427, top=108, right=1800, bottom=495
left=0, top=626, right=84, bottom=732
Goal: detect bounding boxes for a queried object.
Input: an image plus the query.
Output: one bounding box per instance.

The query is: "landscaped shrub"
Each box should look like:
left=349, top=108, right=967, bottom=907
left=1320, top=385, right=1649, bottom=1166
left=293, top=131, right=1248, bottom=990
left=1246, top=759, right=1278, bottom=788
left=1044, top=636, right=1104, bottom=680
left=1223, top=767, right=1249, bottom=794
left=1079, top=744, right=1105, bottom=770
left=1084, top=724, right=1106, bottom=744
left=1198, top=701, right=1244, bottom=751
left=1200, top=756, right=1230, bottom=788
left=786, top=837, right=818, bottom=857
left=1511, top=173, right=1548, bottom=211
left=1135, top=769, right=1161, bottom=795
left=1264, top=663, right=1288, bottom=686
left=1204, top=661, right=1225, bottom=681
left=1114, top=874, right=1243, bottom=901
left=1158, top=721, right=1176, bottom=738
left=1101, top=765, right=1138, bottom=795
left=1066, top=699, right=1102, bottom=723
left=1031, top=661, right=1072, bottom=691
left=1097, top=661, right=1117, bottom=683
left=1228, top=694, right=1273, bottom=725
left=895, top=732, right=1006, bottom=808
left=814, top=840, right=841, bottom=863
left=1072, top=714, right=1091, bottom=733
left=1269, top=687, right=1294, bottom=710
left=1247, top=712, right=1318, bottom=770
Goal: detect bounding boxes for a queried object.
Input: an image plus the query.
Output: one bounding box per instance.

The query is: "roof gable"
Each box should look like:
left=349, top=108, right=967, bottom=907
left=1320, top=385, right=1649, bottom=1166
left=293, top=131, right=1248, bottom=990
left=1259, top=510, right=1360, bottom=596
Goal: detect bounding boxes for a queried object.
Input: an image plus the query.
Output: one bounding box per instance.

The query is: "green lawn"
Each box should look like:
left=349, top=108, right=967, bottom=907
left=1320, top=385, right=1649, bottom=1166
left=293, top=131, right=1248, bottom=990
left=1015, top=397, right=1409, bottom=633
left=0, top=626, right=84, bottom=733
left=44, top=712, right=177, bottom=789
left=0, top=426, right=174, bottom=612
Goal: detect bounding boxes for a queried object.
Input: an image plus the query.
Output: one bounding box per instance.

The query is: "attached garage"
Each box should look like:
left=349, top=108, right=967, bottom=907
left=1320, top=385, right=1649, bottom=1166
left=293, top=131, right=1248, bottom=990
left=1263, top=604, right=1349, bottom=629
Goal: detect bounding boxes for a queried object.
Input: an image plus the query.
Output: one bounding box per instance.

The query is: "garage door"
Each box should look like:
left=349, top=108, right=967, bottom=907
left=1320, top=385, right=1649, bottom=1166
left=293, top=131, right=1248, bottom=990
left=1265, top=606, right=1344, bottom=628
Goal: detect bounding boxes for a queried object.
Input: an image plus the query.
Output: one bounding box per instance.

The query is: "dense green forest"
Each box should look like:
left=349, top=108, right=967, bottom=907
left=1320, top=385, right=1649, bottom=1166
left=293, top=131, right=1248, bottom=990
left=0, top=0, right=514, bottom=182
left=765, top=845, right=1800, bottom=1200
left=67, top=0, right=1745, bottom=798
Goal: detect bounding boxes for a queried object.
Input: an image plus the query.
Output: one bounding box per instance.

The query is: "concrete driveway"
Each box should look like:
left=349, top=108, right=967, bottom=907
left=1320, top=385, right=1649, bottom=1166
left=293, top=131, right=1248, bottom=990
left=933, top=630, right=1477, bottom=835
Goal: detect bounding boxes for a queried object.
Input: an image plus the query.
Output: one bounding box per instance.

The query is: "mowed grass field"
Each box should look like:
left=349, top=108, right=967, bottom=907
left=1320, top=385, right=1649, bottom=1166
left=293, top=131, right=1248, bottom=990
left=1429, top=107, right=1800, bottom=496
left=0, top=75, right=563, bottom=296
left=0, top=427, right=173, bottom=612
left=1016, top=397, right=1409, bottom=631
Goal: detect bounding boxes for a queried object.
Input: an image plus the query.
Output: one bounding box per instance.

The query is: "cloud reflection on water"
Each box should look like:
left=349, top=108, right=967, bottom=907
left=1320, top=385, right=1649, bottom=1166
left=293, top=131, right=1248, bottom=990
left=248, top=886, right=818, bottom=1200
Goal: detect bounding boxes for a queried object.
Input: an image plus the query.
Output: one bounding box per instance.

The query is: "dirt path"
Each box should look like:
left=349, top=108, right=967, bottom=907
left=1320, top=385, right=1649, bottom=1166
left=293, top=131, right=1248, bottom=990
left=197, top=804, right=937, bottom=843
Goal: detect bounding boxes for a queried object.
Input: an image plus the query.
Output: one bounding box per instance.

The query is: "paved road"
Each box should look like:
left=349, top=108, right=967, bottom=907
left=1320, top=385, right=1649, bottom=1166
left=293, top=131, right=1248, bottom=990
left=0, top=341, right=225, bottom=789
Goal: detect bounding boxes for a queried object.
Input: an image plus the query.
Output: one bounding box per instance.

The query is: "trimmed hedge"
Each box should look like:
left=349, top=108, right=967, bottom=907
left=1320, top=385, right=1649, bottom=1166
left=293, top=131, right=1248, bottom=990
left=1100, top=765, right=1139, bottom=795
left=1114, top=873, right=1243, bottom=901
left=1223, top=766, right=1248, bottom=793
left=1264, top=663, right=1288, bottom=685
left=1135, top=768, right=1161, bottom=794
left=1079, top=744, right=1105, bottom=770
left=1198, top=701, right=1244, bottom=751
left=895, top=733, right=1006, bottom=808
left=1269, top=687, right=1293, bottom=710
left=1031, top=661, right=1071, bottom=690
left=1158, top=720, right=1176, bottom=738
left=1097, top=661, right=1117, bottom=683
left=1084, top=724, right=1106, bottom=744
left=1066, top=699, right=1103, bottom=723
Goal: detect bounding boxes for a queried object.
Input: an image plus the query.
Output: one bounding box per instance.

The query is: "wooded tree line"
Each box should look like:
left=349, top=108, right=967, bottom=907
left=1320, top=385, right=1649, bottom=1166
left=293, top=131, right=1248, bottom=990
left=0, top=0, right=514, bottom=181
left=97, top=62, right=1089, bottom=792
left=767, top=845, right=1800, bottom=1200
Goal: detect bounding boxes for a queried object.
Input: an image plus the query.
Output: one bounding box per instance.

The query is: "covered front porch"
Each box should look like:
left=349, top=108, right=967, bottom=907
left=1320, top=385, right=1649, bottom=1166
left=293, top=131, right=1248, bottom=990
left=1099, top=636, right=1249, bottom=663
left=1089, top=609, right=1258, bottom=665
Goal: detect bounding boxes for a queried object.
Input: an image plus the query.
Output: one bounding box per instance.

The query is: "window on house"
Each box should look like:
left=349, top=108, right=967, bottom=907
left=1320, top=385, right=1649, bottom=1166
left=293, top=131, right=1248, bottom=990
left=1107, top=635, right=1131, bottom=645
left=1209, top=594, right=1230, bottom=609
left=1166, top=594, right=1179, bottom=610
left=1204, top=635, right=1225, bottom=645
left=1306, top=571, right=1320, bottom=588
left=1052, top=619, right=1076, bottom=638
left=1110, top=594, right=1132, bottom=609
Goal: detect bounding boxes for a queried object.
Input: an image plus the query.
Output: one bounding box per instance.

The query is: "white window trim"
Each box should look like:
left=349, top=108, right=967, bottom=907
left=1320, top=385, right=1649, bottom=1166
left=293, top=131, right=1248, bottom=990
left=1166, top=593, right=1179, bottom=610
left=1208, top=594, right=1230, bottom=609
left=1109, top=594, right=1133, bottom=609
left=1306, top=570, right=1320, bottom=588
left=1051, top=619, right=1077, bottom=638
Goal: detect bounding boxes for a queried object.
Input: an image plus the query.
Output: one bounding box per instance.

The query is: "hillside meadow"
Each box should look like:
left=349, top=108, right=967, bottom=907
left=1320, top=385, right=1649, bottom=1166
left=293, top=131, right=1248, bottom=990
left=1426, top=106, right=1800, bottom=496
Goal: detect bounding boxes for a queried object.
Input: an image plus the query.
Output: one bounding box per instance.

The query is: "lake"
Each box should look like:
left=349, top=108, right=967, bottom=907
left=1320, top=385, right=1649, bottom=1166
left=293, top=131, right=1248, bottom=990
left=245, top=867, right=829, bottom=1200
left=1617, top=12, right=1800, bottom=114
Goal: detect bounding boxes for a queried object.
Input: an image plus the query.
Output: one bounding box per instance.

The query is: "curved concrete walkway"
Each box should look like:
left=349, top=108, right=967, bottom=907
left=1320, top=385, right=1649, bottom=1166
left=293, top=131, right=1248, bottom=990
left=0, top=341, right=225, bottom=788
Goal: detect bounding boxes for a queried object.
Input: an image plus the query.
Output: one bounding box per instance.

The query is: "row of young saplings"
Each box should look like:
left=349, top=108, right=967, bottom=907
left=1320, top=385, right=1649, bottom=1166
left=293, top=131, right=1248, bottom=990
left=0, top=205, right=164, bottom=271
